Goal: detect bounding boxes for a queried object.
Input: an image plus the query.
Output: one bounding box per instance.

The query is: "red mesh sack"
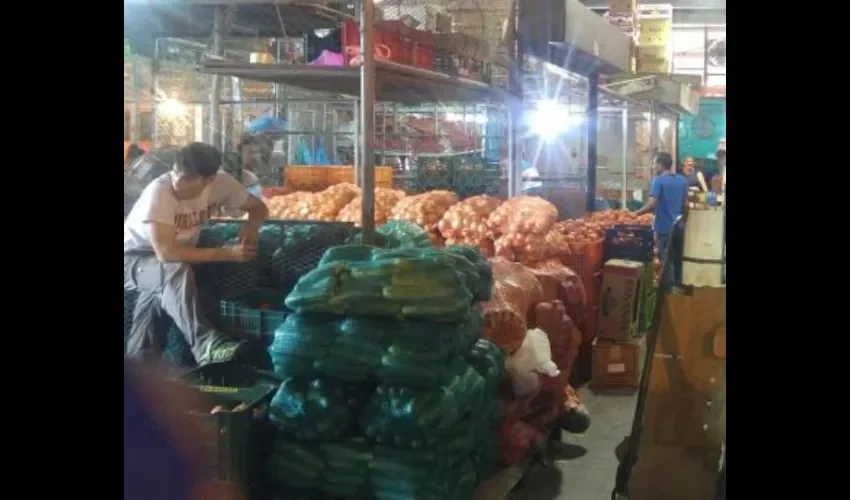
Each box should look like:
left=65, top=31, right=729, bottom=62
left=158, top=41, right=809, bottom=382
left=529, top=301, right=583, bottom=375
left=499, top=419, right=543, bottom=466
left=530, top=259, right=587, bottom=326
left=480, top=258, right=544, bottom=353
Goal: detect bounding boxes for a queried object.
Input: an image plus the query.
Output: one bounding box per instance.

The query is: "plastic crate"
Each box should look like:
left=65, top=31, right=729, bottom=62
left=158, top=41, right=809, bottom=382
left=124, top=289, right=139, bottom=346
left=638, top=289, right=656, bottom=334
left=269, top=221, right=355, bottom=295
left=604, top=224, right=655, bottom=263
left=325, top=165, right=393, bottom=188
left=283, top=165, right=328, bottom=192
left=563, top=239, right=605, bottom=308
left=179, top=363, right=281, bottom=498
left=342, top=21, right=435, bottom=69
left=220, top=289, right=290, bottom=342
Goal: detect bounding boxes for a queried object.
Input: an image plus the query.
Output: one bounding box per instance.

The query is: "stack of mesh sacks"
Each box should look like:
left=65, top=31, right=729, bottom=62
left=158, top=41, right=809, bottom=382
left=266, top=244, right=505, bottom=500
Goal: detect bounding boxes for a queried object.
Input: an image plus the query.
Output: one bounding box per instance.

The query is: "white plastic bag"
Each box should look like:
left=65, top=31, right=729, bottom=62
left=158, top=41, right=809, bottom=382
left=506, top=328, right=561, bottom=396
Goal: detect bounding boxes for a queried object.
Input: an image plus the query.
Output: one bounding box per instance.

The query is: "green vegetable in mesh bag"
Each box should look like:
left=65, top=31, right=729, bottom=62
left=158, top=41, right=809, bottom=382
left=376, top=220, right=433, bottom=249
left=269, top=376, right=373, bottom=441
left=362, top=361, right=488, bottom=448
left=268, top=439, right=325, bottom=489
left=465, top=339, right=505, bottom=391
left=269, top=435, right=373, bottom=496
left=440, top=245, right=493, bottom=302
left=377, top=310, right=482, bottom=389
left=268, top=313, right=340, bottom=378
left=270, top=308, right=482, bottom=387
left=370, top=445, right=454, bottom=500
left=285, top=245, right=475, bottom=322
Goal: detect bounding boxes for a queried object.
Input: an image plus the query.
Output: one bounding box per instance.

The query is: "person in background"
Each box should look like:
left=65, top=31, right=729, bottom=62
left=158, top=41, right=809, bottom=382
left=124, top=142, right=269, bottom=365
left=681, top=156, right=708, bottom=193
left=236, top=136, right=264, bottom=198
left=633, top=152, right=688, bottom=292
left=125, top=143, right=146, bottom=169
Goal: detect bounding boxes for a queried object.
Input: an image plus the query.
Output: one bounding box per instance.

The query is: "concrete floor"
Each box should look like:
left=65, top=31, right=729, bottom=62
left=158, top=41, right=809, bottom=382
left=511, top=385, right=639, bottom=500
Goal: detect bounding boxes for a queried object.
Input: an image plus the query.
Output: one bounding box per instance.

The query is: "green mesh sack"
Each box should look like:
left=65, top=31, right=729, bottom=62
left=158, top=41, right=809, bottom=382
left=439, top=245, right=493, bottom=302
left=370, top=445, right=454, bottom=500
left=268, top=376, right=373, bottom=441
left=376, top=221, right=433, bottom=249
left=361, top=361, right=488, bottom=448
left=285, top=246, right=474, bottom=322
left=270, top=310, right=482, bottom=388
left=268, top=435, right=373, bottom=496
left=464, top=339, right=505, bottom=391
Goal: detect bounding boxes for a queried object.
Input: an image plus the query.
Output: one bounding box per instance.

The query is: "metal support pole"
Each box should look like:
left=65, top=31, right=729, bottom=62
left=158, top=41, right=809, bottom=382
left=209, top=6, right=226, bottom=149
left=151, top=40, right=160, bottom=146
left=586, top=72, right=599, bottom=213
left=507, top=0, right=523, bottom=198
left=359, top=0, right=377, bottom=243
left=648, top=100, right=658, bottom=169
left=621, top=106, right=628, bottom=208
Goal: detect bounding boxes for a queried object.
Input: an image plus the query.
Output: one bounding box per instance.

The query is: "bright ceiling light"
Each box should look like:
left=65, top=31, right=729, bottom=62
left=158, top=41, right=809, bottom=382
left=158, top=98, right=186, bottom=119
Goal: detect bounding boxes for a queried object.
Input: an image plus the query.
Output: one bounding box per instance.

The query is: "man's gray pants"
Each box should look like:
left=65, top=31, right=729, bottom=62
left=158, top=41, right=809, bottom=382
left=124, top=254, right=221, bottom=362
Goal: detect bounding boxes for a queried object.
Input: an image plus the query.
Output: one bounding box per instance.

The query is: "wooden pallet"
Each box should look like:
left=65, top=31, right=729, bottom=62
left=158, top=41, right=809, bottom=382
left=473, top=459, right=531, bottom=500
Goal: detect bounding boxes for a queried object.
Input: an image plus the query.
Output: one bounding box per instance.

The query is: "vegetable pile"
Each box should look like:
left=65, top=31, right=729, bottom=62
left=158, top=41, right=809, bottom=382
left=390, top=190, right=459, bottom=234
left=266, top=244, right=504, bottom=498
left=487, top=196, right=567, bottom=266
left=437, top=195, right=502, bottom=257
left=337, top=187, right=406, bottom=227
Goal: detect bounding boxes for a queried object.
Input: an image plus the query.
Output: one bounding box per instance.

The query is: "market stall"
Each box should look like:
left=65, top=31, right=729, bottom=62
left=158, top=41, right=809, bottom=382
left=122, top=0, right=657, bottom=498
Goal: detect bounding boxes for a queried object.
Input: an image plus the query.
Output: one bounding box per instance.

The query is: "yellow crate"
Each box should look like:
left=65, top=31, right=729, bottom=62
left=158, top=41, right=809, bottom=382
left=326, top=166, right=394, bottom=189
left=284, top=166, right=328, bottom=191
left=608, top=0, right=637, bottom=14
left=639, top=18, right=671, bottom=47
left=636, top=56, right=670, bottom=74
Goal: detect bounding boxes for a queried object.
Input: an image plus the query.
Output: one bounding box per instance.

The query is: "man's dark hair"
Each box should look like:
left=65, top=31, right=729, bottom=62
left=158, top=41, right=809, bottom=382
left=174, top=142, right=222, bottom=177
left=716, top=149, right=726, bottom=161
left=655, top=152, right=674, bottom=171
left=126, top=144, right=146, bottom=161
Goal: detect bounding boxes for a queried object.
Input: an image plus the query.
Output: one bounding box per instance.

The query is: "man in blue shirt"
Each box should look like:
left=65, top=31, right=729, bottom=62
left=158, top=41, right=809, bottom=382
left=634, top=152, right=688, bottom=292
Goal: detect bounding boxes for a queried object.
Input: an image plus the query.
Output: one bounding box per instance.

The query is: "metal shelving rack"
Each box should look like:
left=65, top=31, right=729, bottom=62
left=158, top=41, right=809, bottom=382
left=192, top=0, right=523, bottom=242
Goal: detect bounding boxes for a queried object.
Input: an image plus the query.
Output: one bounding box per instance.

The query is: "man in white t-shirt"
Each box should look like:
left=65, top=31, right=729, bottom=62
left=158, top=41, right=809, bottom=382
left=124, top=142, right=269, bottom=365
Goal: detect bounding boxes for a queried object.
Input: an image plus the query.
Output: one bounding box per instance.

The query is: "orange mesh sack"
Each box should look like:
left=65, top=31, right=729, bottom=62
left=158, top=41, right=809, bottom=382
left=530, top=259, right=588, bottom=326
left=531, top=301, right=583, bottom=374
left=390, top=190, right=458, bottom=232
left=494, top=229, right=571, bottom=266
left=480, top=258, right=544, bottom=353
left=487, top=196, right=558, bottom=236
left=288, top=183, right=360, bottom=220
left=337, top=188, right=405, bottom=227
left=438, top=195, right=502, bottom=255
left=266, top=191, right=313, bottom=219
left=499, top=418, right=543, bottom=466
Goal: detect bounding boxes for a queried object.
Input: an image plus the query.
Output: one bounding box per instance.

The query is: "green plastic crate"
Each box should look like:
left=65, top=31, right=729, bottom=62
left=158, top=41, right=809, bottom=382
left=179, top=363, right=282, bottom=498
left=220, top=289, right=290, bottom=342
left=637, top=263, right=656, bottom=334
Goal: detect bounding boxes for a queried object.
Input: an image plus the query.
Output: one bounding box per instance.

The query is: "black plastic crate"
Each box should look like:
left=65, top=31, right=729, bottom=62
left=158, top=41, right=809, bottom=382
left=179, top=363, right=281, bottom=498
left=604, top=224, right=655, bottom=263
left=220, top=289, right=290, bottom=342
left=269, top=221, right=354, bottom=295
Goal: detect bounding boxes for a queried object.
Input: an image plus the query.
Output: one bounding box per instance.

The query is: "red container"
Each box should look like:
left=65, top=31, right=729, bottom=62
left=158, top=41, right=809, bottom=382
left=341, top=21, right=435, bottom=70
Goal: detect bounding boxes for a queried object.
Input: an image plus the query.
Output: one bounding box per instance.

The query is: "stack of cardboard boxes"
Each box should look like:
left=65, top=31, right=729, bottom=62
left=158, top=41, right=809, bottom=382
left=590, top=259, right=649, bottom=389
left=636, top=4, right=673, bottom=74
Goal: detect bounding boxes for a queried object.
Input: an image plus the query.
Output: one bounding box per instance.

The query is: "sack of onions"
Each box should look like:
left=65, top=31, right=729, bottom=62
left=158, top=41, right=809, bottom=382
left=389, top=190, right=458, bottom=232
left=337, top=187, right=406, bottom=227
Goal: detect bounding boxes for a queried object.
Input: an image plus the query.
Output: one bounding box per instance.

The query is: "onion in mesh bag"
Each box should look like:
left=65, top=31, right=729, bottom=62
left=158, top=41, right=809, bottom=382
left=390, top=190, right=458, bottom=232
left=337, top=188, right=406, bottom=227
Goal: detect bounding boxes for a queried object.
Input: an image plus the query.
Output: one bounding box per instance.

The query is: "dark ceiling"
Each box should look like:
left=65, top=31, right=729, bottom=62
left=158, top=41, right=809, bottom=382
left=124, top=3, right=349, bottom=57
